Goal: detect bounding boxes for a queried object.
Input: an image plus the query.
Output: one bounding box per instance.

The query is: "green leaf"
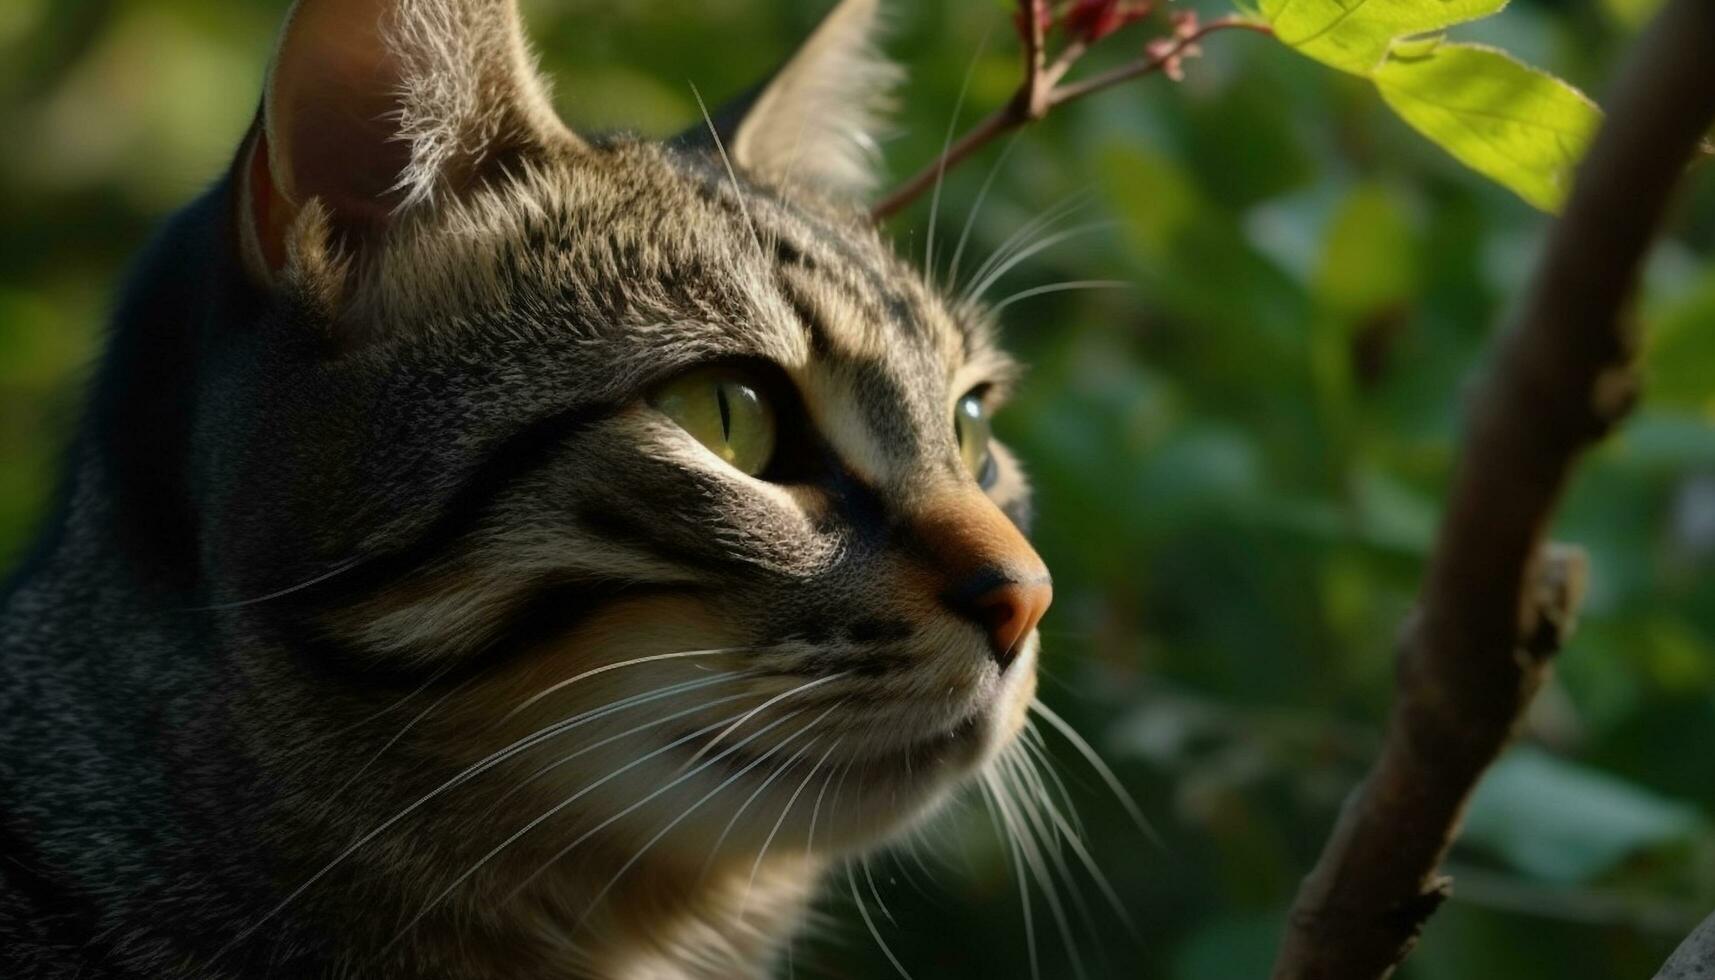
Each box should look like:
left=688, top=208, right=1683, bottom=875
left=1462, top=746, right=1702, bottom=883
left=1374, top=43, right=1601, bottom=211
left=1260, top=0, right=1506, bottom=74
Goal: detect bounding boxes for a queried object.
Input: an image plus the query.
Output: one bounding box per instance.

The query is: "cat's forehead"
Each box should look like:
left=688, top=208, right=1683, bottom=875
left=357, top=140, right=1005, bottom=392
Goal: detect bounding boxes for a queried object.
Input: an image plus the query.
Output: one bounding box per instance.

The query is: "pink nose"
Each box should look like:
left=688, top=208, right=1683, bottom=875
left=970, top=579, right=1053, bottom=671
left=910, top=490, right=1053, bottom=674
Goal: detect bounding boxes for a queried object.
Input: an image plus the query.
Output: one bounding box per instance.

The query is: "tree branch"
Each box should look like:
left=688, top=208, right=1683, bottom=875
left=1270, top=1, right=1715, bottom=977
left=870, top=6, right=1270, bottom=221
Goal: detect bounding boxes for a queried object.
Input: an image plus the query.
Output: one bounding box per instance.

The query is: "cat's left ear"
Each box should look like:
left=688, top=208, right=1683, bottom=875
left=235, top=0, right=583, bottom=289
left=687, top=0, right=899, bottom=199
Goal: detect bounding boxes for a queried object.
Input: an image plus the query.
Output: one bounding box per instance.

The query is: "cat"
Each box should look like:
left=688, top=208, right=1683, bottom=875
left=0, top=0, right=1053, bottom=976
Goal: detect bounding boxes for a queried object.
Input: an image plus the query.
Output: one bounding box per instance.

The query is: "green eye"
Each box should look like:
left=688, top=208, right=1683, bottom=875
left=954, top=392, right=996, bottom=487
left=650, top=368, right=777, bottom=477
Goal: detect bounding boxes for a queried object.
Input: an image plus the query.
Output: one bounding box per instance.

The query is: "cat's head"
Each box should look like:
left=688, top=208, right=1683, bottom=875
left=209, top=0, right=1048, bottom=867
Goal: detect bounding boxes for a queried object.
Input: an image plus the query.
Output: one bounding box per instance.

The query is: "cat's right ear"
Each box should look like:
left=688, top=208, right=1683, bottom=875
left=234, top=0, right=582, bottom=290
left=679, top=0, right=898, bottom=200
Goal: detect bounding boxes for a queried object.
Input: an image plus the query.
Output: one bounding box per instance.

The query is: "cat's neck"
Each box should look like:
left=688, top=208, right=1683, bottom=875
left=491, top=850, right=824, bottom=979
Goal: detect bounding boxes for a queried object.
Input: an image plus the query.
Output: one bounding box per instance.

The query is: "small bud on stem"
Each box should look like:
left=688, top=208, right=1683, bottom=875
left=871, top=1, right=1270, bottom=220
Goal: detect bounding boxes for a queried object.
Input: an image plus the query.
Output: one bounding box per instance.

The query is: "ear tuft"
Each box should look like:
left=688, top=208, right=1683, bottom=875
left=380, top=0, right=571, bottom=211
left=728, top=0, right=901, bottom=198
left=280, top=199, right=353, bottom=318
left=236, top=0, right=580, bottom=288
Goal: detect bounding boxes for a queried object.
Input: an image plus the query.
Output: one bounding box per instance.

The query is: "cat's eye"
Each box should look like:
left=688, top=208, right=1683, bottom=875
left=955, top=392, right=997, bottom=488
left=650, top=368, right=777, bottom=476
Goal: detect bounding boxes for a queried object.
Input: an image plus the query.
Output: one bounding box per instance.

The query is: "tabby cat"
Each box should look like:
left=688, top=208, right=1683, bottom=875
left=0, top=0, right=1055, bottom=976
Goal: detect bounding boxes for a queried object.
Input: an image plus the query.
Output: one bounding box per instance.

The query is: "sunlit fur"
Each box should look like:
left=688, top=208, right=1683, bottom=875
left=0, top=2, right=1058, bottom=978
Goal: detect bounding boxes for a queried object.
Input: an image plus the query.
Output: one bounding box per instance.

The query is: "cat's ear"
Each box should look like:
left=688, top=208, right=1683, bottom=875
left=693, top=0, right=900, bottom=199
left=236, top=0, right=581, bottom=286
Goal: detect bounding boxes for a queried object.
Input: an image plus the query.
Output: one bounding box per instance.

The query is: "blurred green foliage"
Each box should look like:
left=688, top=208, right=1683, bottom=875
left=2, top=0, right=1713, bottom=976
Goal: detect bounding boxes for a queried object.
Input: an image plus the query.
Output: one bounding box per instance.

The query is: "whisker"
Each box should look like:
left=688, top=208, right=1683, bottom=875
left=1015, top=724, right=1134, bottom=957
left=386, top=704, right=760, bottom=948
left=322, top=677, right=474, bottom=812
left=691, top=81, right=763, bottom=255
left=926, top=29, right=990, bottom=292
left=677, top=672, right=847, bottom=773
left=1023, top=758, right=1138, bottom=941
left=998, top=752, right=1089, bottom=980
left=804, top=755, right=848, bottom=860
left=1018, top=725, right=1088, bottom=843
left=1029, top=698, right=1155, bottom=843
left=745, top=738, right=843, bottom=911
left=982, top=773, right=1040, bottom=980
left=891, top=829, right=942, bottom=903
left=1004, top=748, right=1064, bottom=865
left=219, top=658, right=747, bottom=956
left=1035, top=662, right=1096, bottom=707
left=501, top=676, right=841, bottom=906
left=961, top=191, right=1094, bottom=301
left=487, top=676, right=756, bottom=810
left=947, top=132, right=1023, bottom=294
left=702, top=726, right=827, bottom=878
left=570, top=705, right=843, bottom=927
left=848, top=860, right=916, bottom=980
left=275, top=666, right=454, bottom=765
left=1000, top=750, right=1093, bottom=979
left=946, top=792, right=986, bottom=880
left=183, top=557, right=364, bottom=611
left=503, top=646, right=744, bottom=723
left=862, top=854, right=895, bottom=926
left=988, top=279, right=1131, bottom=316
left=965, top=220, right=1119, bottom=306
left=965, top=190, right=1093, bottom=290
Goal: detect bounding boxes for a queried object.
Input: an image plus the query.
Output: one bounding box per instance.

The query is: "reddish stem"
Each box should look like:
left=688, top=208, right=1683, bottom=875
left=870, top=13, right=1271, bottom=220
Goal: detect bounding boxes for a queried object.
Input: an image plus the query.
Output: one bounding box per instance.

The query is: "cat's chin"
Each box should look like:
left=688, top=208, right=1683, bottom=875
left=865, top=641, right=1036, bottom=780
left=509, top=634, right=1041, bottom=875
left=820, top=633, right=1042, bottom=846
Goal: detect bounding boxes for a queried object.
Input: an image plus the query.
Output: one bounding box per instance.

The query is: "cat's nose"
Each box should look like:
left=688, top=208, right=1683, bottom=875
left=964, top=577, right=1053, bottom=671
left=912, top=491, right=1052, bottom=672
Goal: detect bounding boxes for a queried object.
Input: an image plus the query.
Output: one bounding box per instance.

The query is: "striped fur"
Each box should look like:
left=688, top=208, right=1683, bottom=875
left=0, top=2, right=1048, bottom=978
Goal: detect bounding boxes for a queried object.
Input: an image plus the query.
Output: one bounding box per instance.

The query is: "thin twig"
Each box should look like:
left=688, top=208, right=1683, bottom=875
left=870, top=8, right=1270, bottom=220
left=1271, top=0, right=1715, bottom=976
left=1048, top=18, right=1269, bottom=103
left=1021, top=0, right=1048, bottom=119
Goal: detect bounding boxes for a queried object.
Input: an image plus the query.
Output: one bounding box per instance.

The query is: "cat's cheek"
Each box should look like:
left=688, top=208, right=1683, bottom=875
left=450, top=594, right=749, bottom=747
